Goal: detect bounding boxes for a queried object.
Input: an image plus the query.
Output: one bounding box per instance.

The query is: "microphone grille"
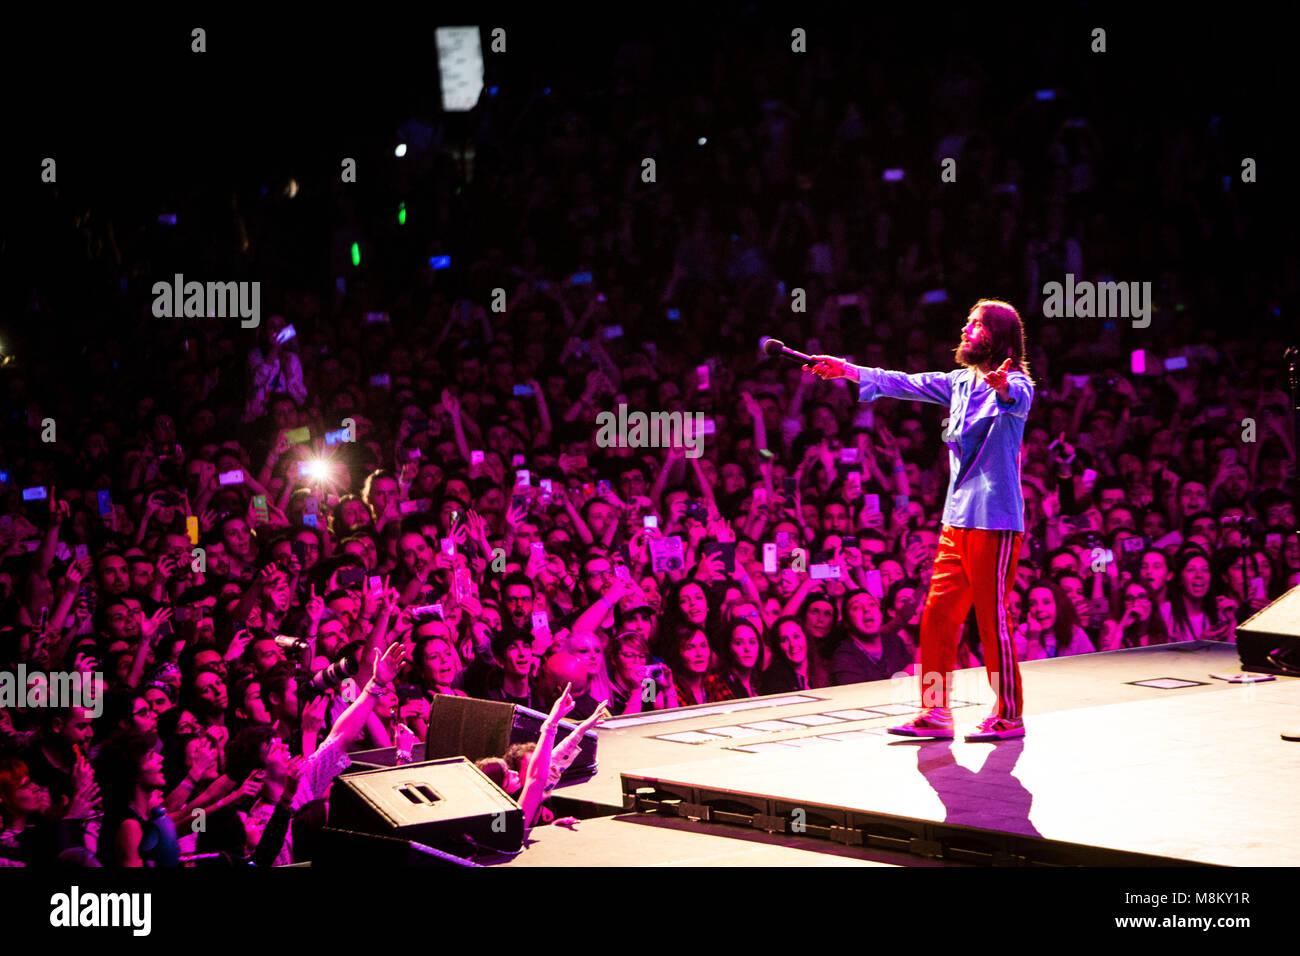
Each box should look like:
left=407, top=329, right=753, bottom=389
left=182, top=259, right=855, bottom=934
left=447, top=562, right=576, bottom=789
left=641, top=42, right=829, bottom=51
left=761, top=338, right=784, bottom=357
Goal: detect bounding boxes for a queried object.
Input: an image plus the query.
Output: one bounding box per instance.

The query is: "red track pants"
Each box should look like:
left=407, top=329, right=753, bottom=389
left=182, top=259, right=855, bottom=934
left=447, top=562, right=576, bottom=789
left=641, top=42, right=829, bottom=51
left=918, top=525, right=1024, bottom=719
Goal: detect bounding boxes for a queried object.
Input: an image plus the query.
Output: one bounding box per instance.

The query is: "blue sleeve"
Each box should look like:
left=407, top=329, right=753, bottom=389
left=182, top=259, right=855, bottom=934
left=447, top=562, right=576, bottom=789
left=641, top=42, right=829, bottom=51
left=993, top=372, right=1034, bottom=419
left=854, top=367, right=956, bottom=407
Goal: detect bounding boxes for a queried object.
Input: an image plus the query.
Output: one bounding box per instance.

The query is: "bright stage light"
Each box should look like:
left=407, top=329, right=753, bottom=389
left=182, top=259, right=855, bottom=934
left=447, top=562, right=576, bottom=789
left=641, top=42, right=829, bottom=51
left=304, top=459, right=333, bottom=483
left=395, top=143, right=408, bottom=158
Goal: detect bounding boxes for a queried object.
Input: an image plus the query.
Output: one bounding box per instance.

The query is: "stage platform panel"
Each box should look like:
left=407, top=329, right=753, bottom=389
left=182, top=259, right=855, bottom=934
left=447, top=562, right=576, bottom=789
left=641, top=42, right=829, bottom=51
left=564, top=641, right=1282, bottom=811
left=587, top=643, right=1298, bottom=866
left=489, top=812, right=956, bottom=867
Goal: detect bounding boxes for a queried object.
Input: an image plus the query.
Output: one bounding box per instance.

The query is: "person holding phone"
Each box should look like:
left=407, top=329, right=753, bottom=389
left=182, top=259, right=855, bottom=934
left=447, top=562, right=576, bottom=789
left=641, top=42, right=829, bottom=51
left=244, top=314, right=307, bottom=423
left=804, top=299, right=1034, bottom=741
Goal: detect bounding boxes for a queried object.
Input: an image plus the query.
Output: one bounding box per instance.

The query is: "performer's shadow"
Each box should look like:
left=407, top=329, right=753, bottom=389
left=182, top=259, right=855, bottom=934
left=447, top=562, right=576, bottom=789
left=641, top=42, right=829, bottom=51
left=892, top=739, right=1041, bottom=838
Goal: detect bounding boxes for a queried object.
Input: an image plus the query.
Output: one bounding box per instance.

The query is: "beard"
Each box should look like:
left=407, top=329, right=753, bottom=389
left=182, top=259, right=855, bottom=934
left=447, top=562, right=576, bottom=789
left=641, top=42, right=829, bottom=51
left=955, top=338, right=993, bottom=367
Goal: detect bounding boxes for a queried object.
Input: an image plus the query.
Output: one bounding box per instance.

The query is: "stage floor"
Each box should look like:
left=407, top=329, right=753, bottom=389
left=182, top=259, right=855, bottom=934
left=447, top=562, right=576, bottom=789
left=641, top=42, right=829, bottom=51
left=549, top=641, right=1299, bottom=866
left=493, top=813, right=954, bottom=867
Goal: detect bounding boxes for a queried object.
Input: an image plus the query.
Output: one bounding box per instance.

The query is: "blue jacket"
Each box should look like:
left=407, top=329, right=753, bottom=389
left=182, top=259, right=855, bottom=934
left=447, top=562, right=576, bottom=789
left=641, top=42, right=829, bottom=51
left=853, top=365, right=1033, bottom=531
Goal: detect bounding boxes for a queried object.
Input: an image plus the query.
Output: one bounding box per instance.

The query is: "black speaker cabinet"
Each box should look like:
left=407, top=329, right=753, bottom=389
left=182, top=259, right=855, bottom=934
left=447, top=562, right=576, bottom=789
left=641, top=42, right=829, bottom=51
left=329, top=757, right=524, bottom=854
left=1237, top=584, right=1300, bottom=674
left=426, top=696, right=516, bottom=763
left=425, top=696, right=598, bottom=783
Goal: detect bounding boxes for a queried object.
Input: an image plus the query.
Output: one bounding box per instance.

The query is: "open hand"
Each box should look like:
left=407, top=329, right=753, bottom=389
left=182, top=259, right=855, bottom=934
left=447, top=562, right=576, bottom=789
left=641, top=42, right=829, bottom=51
left=983, top=358, right=1012, bottom=394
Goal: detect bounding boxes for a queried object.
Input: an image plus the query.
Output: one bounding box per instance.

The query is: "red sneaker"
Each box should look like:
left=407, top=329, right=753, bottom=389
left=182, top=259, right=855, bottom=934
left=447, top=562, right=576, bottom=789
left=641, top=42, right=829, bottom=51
left=964, top=716, right=1025, bottom=742
left=887, top=710, right=955, bottom=739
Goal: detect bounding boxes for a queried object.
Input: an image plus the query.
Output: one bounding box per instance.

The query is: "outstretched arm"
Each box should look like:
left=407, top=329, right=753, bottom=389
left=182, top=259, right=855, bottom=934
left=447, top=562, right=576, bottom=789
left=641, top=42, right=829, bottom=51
left=804, top=355, right=955, bottom=407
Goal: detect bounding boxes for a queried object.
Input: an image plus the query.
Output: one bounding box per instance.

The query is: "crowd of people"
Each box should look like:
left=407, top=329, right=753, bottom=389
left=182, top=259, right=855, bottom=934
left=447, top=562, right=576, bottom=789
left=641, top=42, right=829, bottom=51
left=1, top=28, right=1296, bottom=866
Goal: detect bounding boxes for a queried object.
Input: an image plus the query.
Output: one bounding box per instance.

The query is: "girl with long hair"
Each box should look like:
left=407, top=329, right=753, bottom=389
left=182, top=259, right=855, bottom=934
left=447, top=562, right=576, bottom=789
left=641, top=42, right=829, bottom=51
left=1099, top=580, right=1171, bottom=650
left=1014, top=580, right=1095, bottom=660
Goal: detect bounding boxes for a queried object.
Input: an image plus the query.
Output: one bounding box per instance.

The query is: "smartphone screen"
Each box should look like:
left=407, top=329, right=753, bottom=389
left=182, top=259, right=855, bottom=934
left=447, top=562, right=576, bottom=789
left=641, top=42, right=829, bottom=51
left=762, top=543, right=778, bottom=574
left=865, top=569, right=884, bottom=599
left=218, top=470, right=244, bottom=486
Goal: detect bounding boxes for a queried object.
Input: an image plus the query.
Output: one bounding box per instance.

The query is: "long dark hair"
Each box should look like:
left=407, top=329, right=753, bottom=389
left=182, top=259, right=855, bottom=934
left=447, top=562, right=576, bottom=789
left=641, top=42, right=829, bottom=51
left=1109, top=580, right=1171, bottom=647
left=95, top=730, right=161, bottom=855
left=659, top=579, right=720, bottom=653
left=1167, top=549, right=1223, bottom=636
left=962, top=299, right=1031, bottom=378
left=1025, top=579, right=1083, bottom=653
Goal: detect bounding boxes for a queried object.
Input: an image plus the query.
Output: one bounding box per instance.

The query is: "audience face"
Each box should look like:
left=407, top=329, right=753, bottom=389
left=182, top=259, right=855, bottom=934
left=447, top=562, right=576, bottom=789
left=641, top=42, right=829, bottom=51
left=582, top=557, right=615, bottom=603
left=501, top=641, right=533, bottom=679
left=1027, top=586, right=1060, bottom=630
left=567, top=633, right=605, bottom=680
left=1007, top=589, right=1023, bottom=627
left=420, top=638, right=461, bottom=687
left=398, top=533, right=434, bottom=579
left=727, top=624, right=761, bottom=672
left=96, top=554, right=130, bottom=595
left=804, top=599, right=834, bottom=641
left=614, top=640, right=647, bottom=684
left=676, top=583, right=708, bottom=626
left=1120, top=584, right=1153, bottom=622
left=1179, top=555, right=1212, bottom=602
left=842, top=592, right=881, bottom=638
left=1056, top=575, right=1087, bottom=619
left=776, top=620, right=808, bottom=666
left=676, top=630, right=711, bottom=677
left=55, top=707, right=96, bottom=751
left=222, top=519, right=254, bottom=560
left=1177, top=482, right=1208, bottom=518
left=238, top=681, right=272, bottom=725
left=250, top=638, right=286, bottom=676
left=194, top=672, right=228, bottom=716
left=367, top=477, right=400, bottom=520
left=503, top=584, right=533, bottom=627
left=1140, top=551, right=1171, bottom=597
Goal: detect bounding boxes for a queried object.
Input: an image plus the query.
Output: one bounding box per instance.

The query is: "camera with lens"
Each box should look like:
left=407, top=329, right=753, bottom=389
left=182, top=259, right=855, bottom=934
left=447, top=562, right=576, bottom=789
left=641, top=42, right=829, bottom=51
left=300, top=653, right=361, bottom=699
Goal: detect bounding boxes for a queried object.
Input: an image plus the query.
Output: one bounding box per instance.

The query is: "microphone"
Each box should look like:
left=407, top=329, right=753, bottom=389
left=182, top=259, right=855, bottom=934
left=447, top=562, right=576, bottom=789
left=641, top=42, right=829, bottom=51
left=761, top=337, right=816, bottom=364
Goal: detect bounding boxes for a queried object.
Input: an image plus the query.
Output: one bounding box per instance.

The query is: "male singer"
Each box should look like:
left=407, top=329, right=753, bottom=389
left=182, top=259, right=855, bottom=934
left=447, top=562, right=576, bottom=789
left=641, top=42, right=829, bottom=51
left=804, top=299, right=1033, bottom=741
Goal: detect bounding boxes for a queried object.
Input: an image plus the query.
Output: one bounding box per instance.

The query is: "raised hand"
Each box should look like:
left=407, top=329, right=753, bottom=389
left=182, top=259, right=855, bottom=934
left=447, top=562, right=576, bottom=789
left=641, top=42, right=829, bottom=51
left=300, top=695, right=329, bottom=739
left=983, top=358, right=1012, bottom=394
left=239, top=770, right=266, bottom=801
left=305, top=585, right=324, bottom=624
left=374, top=640, right=410, bottom=686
